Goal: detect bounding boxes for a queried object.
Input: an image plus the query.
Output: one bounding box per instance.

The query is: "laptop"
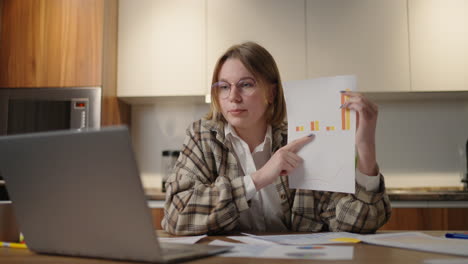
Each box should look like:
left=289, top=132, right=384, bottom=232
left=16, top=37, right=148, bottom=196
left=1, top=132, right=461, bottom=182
left=0, top=126, right=231, bottom=263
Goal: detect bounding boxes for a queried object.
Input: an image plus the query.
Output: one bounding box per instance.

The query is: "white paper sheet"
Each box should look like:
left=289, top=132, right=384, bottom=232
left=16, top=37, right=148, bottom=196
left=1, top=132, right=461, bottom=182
left=158, top=235, right=207, bottom=244
left=227, top=236, right=278, bottom=245
left=210, top=240, right=354, bottom=260
left=360, top=232, right=468, bottom=257
left=424, top=259, right=468, bottom=264
left=283, top=75, right=357, bottom=193
left=240, top=232, right=362, bottom=245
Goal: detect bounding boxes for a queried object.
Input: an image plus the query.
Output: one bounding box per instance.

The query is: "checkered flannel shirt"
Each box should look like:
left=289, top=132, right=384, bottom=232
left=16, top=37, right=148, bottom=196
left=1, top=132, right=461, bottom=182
left=162, top=118, right=391, bottom=235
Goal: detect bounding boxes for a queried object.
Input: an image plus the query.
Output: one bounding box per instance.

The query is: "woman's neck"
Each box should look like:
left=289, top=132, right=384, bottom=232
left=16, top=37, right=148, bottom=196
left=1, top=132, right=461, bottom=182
left=234, top=122, right=268, bottom=153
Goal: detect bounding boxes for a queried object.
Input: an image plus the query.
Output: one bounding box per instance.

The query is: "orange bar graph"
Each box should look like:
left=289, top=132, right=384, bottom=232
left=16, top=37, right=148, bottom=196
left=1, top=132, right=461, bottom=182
left=311, top=122, right=315, bottom=131
left=346, top=109, right=350, bottom=130
left=341, top=93, right=346, bottom=130
left=341, top=91, right=350, bottom=130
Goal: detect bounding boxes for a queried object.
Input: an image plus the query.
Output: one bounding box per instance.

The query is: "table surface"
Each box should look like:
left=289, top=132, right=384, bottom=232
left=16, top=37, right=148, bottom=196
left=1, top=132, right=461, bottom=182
left=1, top=231, right=467, bottom=264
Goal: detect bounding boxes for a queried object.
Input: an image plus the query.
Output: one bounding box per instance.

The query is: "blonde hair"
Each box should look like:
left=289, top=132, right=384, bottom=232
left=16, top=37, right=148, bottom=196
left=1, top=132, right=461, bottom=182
left=206, top=42, right=286, bottom=127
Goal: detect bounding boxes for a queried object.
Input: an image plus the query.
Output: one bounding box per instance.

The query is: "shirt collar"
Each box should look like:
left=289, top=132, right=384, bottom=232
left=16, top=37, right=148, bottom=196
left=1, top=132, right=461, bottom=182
left=224, top=123, right=272, bottom=153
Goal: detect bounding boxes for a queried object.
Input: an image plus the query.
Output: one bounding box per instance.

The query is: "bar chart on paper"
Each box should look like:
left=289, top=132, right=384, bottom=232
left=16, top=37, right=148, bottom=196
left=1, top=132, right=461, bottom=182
left=284, top=76, right=356, bottom=193
left=295, top=91, right=352, bottom=133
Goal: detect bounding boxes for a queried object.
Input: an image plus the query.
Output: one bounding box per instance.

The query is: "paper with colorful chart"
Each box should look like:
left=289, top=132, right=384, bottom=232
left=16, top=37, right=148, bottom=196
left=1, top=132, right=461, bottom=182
left=283, top=75, right=356, bottom=193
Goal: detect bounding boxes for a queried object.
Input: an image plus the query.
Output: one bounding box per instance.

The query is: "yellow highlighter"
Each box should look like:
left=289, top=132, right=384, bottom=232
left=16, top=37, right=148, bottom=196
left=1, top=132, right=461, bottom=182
left=330, top=237, right=361, bottom=243
left=0, top=242, right=28, bottom=249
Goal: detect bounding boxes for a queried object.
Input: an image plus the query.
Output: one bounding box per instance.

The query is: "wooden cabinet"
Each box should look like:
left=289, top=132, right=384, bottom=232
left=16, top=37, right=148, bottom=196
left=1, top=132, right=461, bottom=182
left=0, top=0, right=103, bottom=87
left=380, top=208, right=468, bottom=230
left=151, top=208, right=164, bottom=230
left=306, top=0, right=411, bottom=92
left=117, top=0, right=206, bottom=97
left=408, top=0, right=468, bottom=91
left=207, top=0, right=306, bottom=90
left=0, top=0, right=129, bottom=126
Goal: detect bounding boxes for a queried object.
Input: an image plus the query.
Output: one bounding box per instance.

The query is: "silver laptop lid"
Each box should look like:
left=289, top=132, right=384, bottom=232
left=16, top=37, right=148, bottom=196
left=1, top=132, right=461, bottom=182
left=0, top=127, right=165, bottom=262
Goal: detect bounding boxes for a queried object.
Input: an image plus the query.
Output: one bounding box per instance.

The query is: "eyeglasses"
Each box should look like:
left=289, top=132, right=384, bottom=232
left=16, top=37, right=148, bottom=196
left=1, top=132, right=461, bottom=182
left=211, top=77, right=257, bottom=99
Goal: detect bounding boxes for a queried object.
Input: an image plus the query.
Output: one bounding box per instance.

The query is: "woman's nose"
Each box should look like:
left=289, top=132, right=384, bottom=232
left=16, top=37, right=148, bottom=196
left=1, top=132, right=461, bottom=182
left=228, top=85, right=242, bottom=101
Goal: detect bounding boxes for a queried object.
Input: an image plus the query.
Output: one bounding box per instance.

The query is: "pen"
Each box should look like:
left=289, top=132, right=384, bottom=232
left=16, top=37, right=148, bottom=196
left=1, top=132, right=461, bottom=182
left=445, top=233, right=468, bottom=240
left=0, top=241, right=28, bottom=249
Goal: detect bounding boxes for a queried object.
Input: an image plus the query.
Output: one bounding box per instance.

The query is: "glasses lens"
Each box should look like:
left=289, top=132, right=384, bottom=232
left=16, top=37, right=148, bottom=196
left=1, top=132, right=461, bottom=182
left=213, top=81, right=231, bottom=98
left=237, top=78, right=256, bottom=95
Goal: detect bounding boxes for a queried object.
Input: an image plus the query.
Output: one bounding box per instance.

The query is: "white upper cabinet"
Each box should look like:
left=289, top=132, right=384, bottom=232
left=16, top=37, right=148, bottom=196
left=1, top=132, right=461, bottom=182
left=117, top=0, right=206, bottom=97
left=409, top=0, right=468, bottom=91
left=306, top=0, right=411, bottom=92
left=206, top=0, right=307, bottom=92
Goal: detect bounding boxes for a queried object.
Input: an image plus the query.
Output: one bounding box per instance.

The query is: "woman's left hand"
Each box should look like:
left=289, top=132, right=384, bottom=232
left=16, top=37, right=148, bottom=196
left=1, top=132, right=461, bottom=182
left=340, top=91, right=379, bottom=176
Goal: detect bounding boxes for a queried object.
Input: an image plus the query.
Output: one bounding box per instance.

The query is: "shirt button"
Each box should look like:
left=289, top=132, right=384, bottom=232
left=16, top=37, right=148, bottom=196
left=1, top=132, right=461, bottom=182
left=280, top=194, right=287, bottom=200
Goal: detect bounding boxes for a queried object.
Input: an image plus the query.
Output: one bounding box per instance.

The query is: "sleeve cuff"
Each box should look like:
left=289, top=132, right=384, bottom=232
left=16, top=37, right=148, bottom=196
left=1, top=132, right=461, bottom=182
left=356, top=170, right=381, bottom=192
left=243, top=175, right=258, bottom=201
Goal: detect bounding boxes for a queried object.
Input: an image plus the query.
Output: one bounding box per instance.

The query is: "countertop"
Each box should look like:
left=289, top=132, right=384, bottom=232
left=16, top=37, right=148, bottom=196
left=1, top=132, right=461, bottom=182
left=145, top=186, right=468, bottom=202
left=386, top=186, right=468, bottom=201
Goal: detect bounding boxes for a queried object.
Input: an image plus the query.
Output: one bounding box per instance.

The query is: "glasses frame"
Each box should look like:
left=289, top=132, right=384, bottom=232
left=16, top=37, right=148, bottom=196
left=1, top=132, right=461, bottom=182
left=211, top=77, right=257, bottom=99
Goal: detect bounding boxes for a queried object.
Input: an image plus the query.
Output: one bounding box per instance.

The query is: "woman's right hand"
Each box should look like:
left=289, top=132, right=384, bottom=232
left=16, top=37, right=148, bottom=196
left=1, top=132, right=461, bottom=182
left=251, top=134, right=315, bottom=190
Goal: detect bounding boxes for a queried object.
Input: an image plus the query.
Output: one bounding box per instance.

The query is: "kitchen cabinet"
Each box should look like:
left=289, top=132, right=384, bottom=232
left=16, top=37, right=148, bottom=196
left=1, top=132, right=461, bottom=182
left=408, top=0, right=468, bottom=91
left=206, top=0, right=307, bottom=91
left=306, top=0, right=411, bottom=92
left=117, top=0, right=206, bottom=97
left=0, top=0, right=129, bottom=126
left=116, top=0, right=468, bottom=99
left=0, top=1, right=3, bottom=35
left=0, top=0, right=103, bottom=87
left=151, top=208, right=164, bottom=230
left=380, top=208, right=468, bottom=230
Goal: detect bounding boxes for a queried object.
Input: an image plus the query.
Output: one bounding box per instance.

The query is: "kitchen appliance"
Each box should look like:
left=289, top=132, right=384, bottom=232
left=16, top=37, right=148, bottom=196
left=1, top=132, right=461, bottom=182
left=0, top=87, right=101, bottom=135
left=161, top=150, right=181, bottom=192
left=0, top=87, right=101, bottom=200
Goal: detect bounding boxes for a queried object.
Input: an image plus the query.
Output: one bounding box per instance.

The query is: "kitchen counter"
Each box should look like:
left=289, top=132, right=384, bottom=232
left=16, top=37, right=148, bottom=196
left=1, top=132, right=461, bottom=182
left=145, top=188, right=166, bottom=200
left=145, top=187, right=468, bottom=202
left=386, top=187, right=468, bottom=201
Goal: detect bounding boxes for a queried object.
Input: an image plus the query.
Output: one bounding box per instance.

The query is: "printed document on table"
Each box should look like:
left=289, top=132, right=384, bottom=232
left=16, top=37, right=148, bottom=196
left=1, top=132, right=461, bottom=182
left=283, top=75, right=357, bottom=193
left=241, top=232, right=362, bottom=245
left=360, top=232, right=468, bottom=257
left=158, top=235, right=207, bottom=244
left=210, top=240, right=354, bottom=260
left=227, top=236, right=278, bottom=245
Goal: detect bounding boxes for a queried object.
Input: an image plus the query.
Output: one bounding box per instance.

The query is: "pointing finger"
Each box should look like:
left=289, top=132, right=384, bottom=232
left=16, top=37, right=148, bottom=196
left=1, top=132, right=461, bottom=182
left=284, top=134, right=315, bottom=153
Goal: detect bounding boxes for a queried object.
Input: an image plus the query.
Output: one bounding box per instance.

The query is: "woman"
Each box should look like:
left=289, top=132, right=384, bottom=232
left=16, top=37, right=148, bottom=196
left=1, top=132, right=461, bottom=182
left=162, top=42, right=391, bottom=235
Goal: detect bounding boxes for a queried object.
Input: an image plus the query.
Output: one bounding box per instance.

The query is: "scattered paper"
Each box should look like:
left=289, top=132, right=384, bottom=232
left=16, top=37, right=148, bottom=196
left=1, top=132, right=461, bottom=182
left=360, top=232, right=468, bottom=257
left=227, top=236, right=278, bottom=245
left=283, top=75, right=357, bottom=193
left=424, top=259, right=468, bottom=264
left=210, top=240, right=354, bottom=260
left=241, top=232, right=362, bottom=245
left=158, top=235, right=207, bottom=244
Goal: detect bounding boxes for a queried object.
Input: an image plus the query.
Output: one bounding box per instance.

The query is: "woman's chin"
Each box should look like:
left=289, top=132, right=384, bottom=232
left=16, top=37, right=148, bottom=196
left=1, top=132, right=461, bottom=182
left=226, top=117, right=246, bottom=127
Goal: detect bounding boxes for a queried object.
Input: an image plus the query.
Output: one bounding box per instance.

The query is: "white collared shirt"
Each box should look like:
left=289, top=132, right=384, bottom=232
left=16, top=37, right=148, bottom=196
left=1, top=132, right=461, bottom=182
left=224, top=123, right=380, bottom=232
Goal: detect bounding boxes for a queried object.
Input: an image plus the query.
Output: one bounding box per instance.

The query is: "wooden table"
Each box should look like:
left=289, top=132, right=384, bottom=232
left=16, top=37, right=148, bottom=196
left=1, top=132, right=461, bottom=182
left=1, top=231, right=466, bottom=264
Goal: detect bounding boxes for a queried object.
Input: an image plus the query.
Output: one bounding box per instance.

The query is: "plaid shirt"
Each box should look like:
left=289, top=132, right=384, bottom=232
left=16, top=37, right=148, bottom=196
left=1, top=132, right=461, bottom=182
left=162, top=118, right=391, bottom=235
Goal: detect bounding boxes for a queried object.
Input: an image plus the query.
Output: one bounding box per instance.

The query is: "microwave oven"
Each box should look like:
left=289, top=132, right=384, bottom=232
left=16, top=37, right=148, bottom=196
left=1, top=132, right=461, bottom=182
left=0, top=87, right=101, bottom=135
